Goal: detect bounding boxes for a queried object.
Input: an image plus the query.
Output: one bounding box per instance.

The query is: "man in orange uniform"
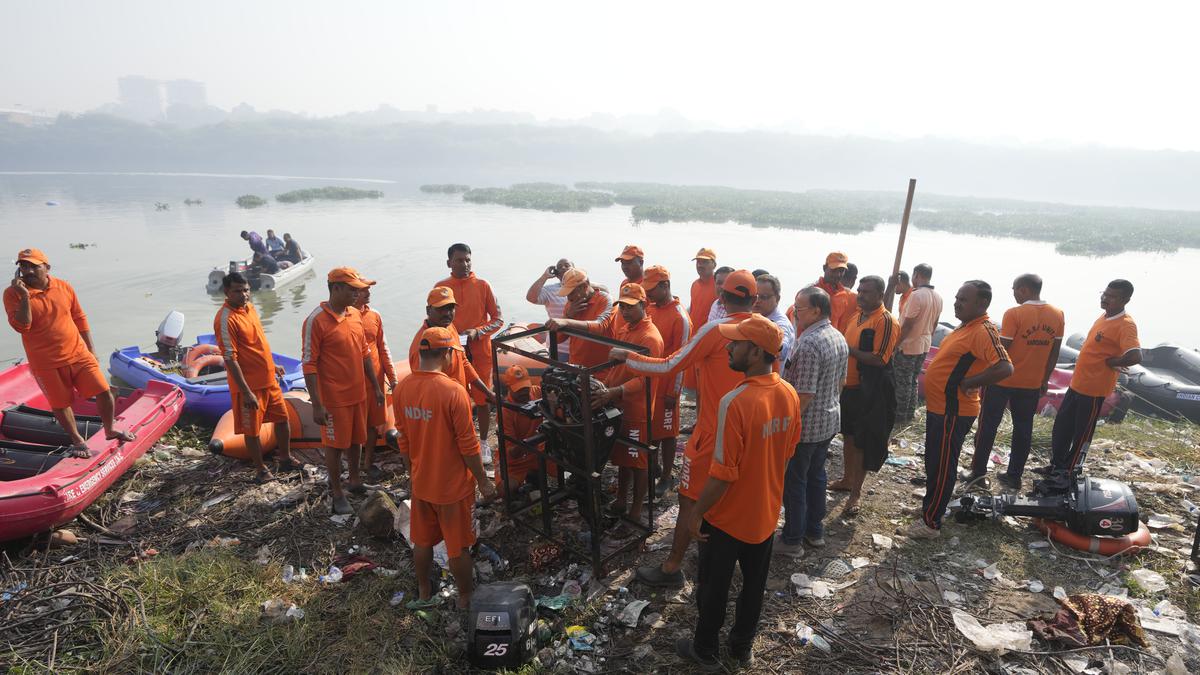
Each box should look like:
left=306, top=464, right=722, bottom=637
left=643, top=265, right=693, bottom=497
left=214, top=271, right=295, bottom=483
left=828, top=276, right=900, bottom=516
left=302, top=267, right=384, bottom=515
left=396, top=326, right=497, bottom=610
left=550, top=282, right=663, bottom=528
left=908, top=281, right=1012, bottom=539
left=1038, top=280, right=1140, bottom=495
left=688, top=248, right=718, bottom=331
left=966, top=273, right=1064, bottom=489
left=556, top=268, right=613, bottom=367
left=675, top=314, right=801, bottom=671
left=615, top=244, right=645, bottom=288
left=496, top=364, right=554, bottom=496
left=815, top=251, right=856, bottom=333
left=437, top=243, right=504, bottom=462
left=4, top=248, right=135, bottom=456
left=353, top=281, right=399, bottom=481
left=614, top=270, right=757, bottom=589
left=406, top=287, right=493, bottom=401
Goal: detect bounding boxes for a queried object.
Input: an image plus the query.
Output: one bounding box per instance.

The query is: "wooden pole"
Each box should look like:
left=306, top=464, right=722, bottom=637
left=883, top=178, right=917, bottom=312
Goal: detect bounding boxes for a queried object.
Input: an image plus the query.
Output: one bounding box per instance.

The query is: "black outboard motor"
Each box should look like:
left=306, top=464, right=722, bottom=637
left=467, top=582, right=537, bottom=669
left=956, top=477, right=1139, bottom=537
left=537, top=366, right=622, bottom=475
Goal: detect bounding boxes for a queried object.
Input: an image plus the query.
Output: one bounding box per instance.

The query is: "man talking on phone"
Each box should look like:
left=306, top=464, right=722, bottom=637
left=525, top=258, right=574, bottom=359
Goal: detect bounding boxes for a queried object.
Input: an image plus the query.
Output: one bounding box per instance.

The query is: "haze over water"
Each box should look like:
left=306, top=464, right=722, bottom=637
left=0, top=172, right=1193, bottom=368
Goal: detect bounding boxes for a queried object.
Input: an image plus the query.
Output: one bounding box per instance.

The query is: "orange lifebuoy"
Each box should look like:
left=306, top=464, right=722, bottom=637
left=1034, top=519, right=1151, bottom=556
left=183, top=344, right=225, bottom=379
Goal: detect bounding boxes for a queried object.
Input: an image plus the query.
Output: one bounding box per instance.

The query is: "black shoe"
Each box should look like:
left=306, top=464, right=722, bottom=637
left=1031, top=465, right=1054, bottom=477
left=958, top=470, right=989, bottom=490
left=347, top=483, right=368, bottom=496
left=636, top=565, right=685, bottom=589
left=674, top=638, right=720, bottom=672
left=731, top=649, right=755, bottom=668
left=997, top=473, right=1022, bottom=491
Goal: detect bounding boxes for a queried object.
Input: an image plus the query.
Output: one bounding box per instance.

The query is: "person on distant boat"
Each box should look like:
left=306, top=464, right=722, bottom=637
left=353, top=280, right=398, bottom=481
left=525, top=257, right=573, bottom=359
left=301, top=267, right=384, bottom=515
left=252, top=251, right=283, bottom=274
left=281, top=233, right=305, bottom=264
left=616, top=244, right=645, bottom=288
left=214, top=271, right=296, bottom=483
left=966, top=274, right=1064, bottom=490
left=437, top=243, right=504, bottom=464
left=1035, top=280, right=1140, bottom=495
left=265, top=229, right=285, bottom=256
left=241, top=230, right=267, bottom=256
left=4, top=248, right=136, bottom=457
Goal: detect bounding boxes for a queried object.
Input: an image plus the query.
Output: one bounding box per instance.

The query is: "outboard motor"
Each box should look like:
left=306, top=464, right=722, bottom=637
left=155, top=311, right=187, bottom=363
left=467, top=582, right=537, bottom=669
left=956, top=477, right=1140, bottom=537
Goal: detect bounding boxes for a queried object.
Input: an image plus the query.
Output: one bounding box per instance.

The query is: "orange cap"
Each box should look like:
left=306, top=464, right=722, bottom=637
left=418, top=326, right=464, bottom=352
left=615, top=282, right=647, bottom=305
left=615, top=244, right=645, bottom=262
left=327, top=267, right=371, bottom=288
left=16, top=248, right=48, bottom=266
left=642, top=265, right=669, bottom=291
left=825, top=251, right=849, bottom=269
left=718, top=314, right=784, bottom=355
left=721, top=269, right=757, bottom=299
left=501, top=364, right=534, bottom=392
left=427, top=286, right=456, bottom=308
left=692, top=247, right=716, bottom=261
left=557, top=268, right=590, bottom=296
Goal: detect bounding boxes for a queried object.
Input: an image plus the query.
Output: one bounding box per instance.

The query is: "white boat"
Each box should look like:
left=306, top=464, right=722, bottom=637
left=205, top=254, right=315, bottom=293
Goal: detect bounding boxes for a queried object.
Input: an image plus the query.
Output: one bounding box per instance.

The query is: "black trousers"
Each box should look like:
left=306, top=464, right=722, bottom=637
left=1050, top=387, right=1106, bottom=476
left=921, top=411, right=976, bottom=529
left=970, top=385, right=1040, bottom=478
left=693, top=520, right=773, bottom=659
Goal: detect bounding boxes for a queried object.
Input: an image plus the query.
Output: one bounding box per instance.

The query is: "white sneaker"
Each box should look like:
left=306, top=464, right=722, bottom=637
left=480, top=440, right=493, bottom=465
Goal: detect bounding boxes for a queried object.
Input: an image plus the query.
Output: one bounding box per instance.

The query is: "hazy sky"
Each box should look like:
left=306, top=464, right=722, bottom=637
left=5, top=1, right=1200, bottom=151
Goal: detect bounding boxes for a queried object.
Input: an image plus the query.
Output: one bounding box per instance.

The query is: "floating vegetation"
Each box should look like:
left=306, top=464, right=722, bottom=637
left=184, top=198, right=203, bottom=205
left=274, top=186, right=383, bottom=203
left=419, top=184, right=470, bottom=193
left=463, top=185, right=614, bottom=213
left=68, top=242, right=97, bottom=249
left=575, top=182, right=1200, bottom=257
left=235, top=194, right=267, bottom=209
left=509, top=182, right=568, bottom=192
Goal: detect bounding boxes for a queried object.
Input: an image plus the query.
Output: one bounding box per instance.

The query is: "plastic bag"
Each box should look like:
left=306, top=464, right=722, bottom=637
left=951, top=609, right=1032, bottom=654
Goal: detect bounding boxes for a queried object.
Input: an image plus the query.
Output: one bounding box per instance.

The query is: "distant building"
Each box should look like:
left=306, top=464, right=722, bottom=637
left=0, top=108, right=54, bottom=126
left=165, top=79, right=207, bottom=108
left=117, top=76, right=163, bottom=122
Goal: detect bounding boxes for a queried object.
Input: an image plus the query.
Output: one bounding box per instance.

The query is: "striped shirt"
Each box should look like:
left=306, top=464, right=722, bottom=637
left=784, top=318, right=849, bottom=443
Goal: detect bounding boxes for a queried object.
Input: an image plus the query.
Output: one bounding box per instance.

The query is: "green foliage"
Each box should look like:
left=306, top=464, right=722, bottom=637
left=509, top=182, right=568, bottom=192
left=419, top=183, right=471, bottom=193
left=463, top=186, right=614, bottom=213
left=235, top=194, right=266, bottom=209
left=576, top=182, right=1200, bottom=257
left=274, top=186, right=383, bottom=203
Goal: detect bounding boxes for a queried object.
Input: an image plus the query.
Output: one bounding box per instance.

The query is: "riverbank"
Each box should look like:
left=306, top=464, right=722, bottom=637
left=4, top=406, right=1198, bottom=673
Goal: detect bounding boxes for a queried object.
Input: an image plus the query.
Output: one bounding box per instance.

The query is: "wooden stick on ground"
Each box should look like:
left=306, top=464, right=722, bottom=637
left=884, top=178, right=917, bottom=313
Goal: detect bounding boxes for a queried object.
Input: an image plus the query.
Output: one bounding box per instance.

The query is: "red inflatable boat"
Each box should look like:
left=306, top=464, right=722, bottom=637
left=0, top=363, right=184, bottom=542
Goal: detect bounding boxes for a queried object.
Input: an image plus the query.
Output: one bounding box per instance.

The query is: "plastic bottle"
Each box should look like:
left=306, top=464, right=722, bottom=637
left=319, top=565, right=343, bottom=584
left=282, top=565, right=295, bottom=583
left=795, top=624, right=833, bottom=653
left=1182, top=499, right=1199, bottom=516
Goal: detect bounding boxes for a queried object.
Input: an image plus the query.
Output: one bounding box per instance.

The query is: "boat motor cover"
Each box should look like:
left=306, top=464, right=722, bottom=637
left=1066, top=477, right=1140, bottom=537
left=156, top=310, right=186, bottom=348
left=467, top=582, right=537, bottom=668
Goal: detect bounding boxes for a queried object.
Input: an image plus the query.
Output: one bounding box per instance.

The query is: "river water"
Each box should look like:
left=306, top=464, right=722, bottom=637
left=0, top=172, right=1193, bottom=369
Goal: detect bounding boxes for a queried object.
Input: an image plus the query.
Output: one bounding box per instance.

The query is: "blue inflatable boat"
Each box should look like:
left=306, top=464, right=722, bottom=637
left=109, top=333, right=306, bottom=423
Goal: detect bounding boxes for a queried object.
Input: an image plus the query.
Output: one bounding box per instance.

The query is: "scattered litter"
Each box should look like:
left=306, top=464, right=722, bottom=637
left=373, top=567, right=399, bottom=577
left=850, top=557, right=871, bottom=569
left=1028, top=540, right=1050, bottom=550
left=871, top=534, right=893, bottom=550
left=330, top=514, right=352, bottom=526
left=561, top=580, right=582, bottom=598
left=618, top=599, right=650, bottom=627
left=253, top=544, right=271, bottom=565
left=389, top=591, right=406, bottom=607
left=1027, top=579, right=1044, bottom=593
left=820, top=559, right=853, bottom=579
left=48, top=530, right=78, bottom=548
left=120, top=490, right=145, bottom=503
left=631, top=644, right=653, bottom=660
left=261, top=598, right=304, bottom=624
left=536, top=595, right=572, bottom=611
left=1053, top=586, right=1068, bottom=600
left=795, top=623, right=832, bottom=652
left=1165, top=653, right=1188, bottom=675
left=951, top=609, right=1032, bottom=654
left=567, top=625, right=596, bottom=651
left=942, top=590, right=962, bottom=604
left=1128, top=568, right=1168, bottom=593
left=884, top=456, right=913, bottom=466
left=282, top=565, right=295, bottom=583
left=333, top=555, right=377, bottom=579
left=1, top=582, right=28, bottom=602
left=791, top=573, right=832, bottom=599
left=982, top=563, right=1001, bottom=581
left=201, top=493, right=233, bottom=510
left=1147, top=513, right=1181, bottom=529
left=318, top=565, right=343, bottom=584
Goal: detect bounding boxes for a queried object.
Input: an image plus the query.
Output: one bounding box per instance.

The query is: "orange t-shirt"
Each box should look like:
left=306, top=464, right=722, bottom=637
left=689, top=276, right=717, bottom=330
left=394, top=370, right=481, bottom=504
left=566, top=289, right=614, bottom=368
left=843, top=305, right=900, bottom=388
left=706, top=372, right=802, bottom=544
left=301, top=302, right=368, bottom=407
left=1071, top=312, right=1140, bottom=397
left=360, top=305, right=398, bottom=386
left=997, top=301, right=1065, bottom=390
left=816, top=277, right=856, bottom=333
left=437, top=272, right=502, bottom=338
left=407, top=320, right=480, bottom=392
left=589, top=312, right=664, bottom=426
left=923, top=315, right=1010, bottom=417
left=625, top=311, right=752, bottom=463
left=3, top=277, right=91, bottom=369
left=648, top=297, right=694, bottom=400
left=214, top=301, right=277, bottom=390
left=500, top=385, right=545, bottom=476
